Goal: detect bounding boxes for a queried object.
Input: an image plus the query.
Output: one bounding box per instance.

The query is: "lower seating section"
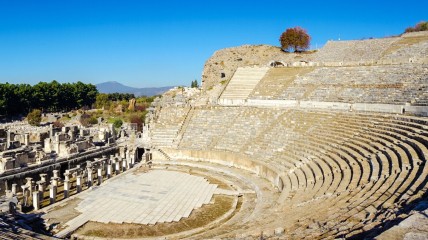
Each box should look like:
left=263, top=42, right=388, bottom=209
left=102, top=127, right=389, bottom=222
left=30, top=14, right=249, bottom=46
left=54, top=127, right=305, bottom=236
left=173, top=106, right=428, bottom=238
left=150, top=106, right=190, bottom=147
left=248, top=64, right=428, bottom=105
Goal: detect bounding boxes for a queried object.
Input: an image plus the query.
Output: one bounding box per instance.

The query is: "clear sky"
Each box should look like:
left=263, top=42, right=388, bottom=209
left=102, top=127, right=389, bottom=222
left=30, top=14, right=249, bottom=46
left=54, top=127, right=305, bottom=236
left=0, top=0, right=426, bottom=88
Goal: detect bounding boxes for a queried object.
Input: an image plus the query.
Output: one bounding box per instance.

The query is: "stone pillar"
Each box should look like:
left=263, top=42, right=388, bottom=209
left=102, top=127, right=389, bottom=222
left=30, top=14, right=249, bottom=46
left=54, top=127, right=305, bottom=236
left=87, top=167, right=93, bottom=187
left=50, top=124, right=54, bottom=138
left=24, top=133, right=30, bottom=146
left=52, top=177, right=59, bottom=187
left=107, top=164, right=112, bottom=179
left=33, top=191, right=40, bottom=211
left=64, top=172, right=70, bottom=182
left=40, top=173, right=48, bottom=183
left=37, top=181, right=45, bottom=201
left=11, top=184, right=17, bottom=195
left=63, top=180, right=70, bottom=198
left=115, top=160, right=120, bottom=175
left=122, top=159, right=127, bottom=171
left=49, top=184, right=56, bottom=204
left=25, top=178, right=33, bottom=196
left=21, top=185, right=29, bottom=207
left=76, top=175, right=82, bottom=193
left=97, top=168, right=103, bottom=185
left=53, top=170, right=59, bottom=178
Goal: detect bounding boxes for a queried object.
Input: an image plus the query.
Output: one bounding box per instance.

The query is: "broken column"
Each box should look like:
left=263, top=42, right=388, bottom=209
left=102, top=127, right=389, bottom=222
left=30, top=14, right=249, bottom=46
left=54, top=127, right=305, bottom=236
left=33, top=191, right=40, bottom=210
left=122, top=159, right=127, bottom=171
left=107, top=163, right=112, bottom=179
left=76, top=175, right=82, bottom=193
left=63, top=180, right=70, bottom=198
left=52, top=170, right=59, bottom=178
left=40, top=173, right=48, bottom=184
left=11, top=183, right=17, bottom=195
left=64, top=172, right=70, bottom=182
left=97, top=167, right=103, bottom=185
left=49, top=183, right=56, bottom=204
left=21, top=185, right=30, bottom=207
left=87, top=164, right=93, bottom=187
left=37, top=181, right=45, bottom=201
left=115, top=159, right=121, bottom=175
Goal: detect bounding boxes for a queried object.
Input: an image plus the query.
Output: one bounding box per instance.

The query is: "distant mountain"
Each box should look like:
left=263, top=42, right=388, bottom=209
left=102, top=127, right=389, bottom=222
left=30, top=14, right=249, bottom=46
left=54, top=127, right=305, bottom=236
left=96, top=81, right=174, bottom=97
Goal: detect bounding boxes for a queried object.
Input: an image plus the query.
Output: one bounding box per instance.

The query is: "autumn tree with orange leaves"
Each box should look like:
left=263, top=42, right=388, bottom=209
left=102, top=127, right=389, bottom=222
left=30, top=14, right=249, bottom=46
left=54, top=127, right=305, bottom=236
left=279, top=27, right=311, bottom=52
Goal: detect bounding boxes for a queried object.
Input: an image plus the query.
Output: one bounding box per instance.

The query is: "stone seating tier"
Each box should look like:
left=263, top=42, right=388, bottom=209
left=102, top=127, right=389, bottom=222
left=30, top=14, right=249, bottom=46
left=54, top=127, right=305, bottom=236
left=152, top=106, right=428, bottom=238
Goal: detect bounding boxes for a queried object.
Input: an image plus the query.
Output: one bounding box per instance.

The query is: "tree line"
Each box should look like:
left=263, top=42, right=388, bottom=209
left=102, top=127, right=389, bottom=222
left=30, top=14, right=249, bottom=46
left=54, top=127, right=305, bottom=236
left=0, top=81, right=98, bottom=117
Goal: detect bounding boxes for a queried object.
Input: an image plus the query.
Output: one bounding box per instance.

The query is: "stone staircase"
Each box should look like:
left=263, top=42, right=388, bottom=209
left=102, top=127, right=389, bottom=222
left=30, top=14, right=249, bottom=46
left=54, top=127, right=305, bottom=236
left=219, top=67, right=269, bottom=104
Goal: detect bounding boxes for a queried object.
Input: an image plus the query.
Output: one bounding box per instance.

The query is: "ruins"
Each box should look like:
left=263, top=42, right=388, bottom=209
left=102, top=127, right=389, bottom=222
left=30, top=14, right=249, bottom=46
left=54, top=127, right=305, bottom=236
left=0, top=31, right=427, bottom=239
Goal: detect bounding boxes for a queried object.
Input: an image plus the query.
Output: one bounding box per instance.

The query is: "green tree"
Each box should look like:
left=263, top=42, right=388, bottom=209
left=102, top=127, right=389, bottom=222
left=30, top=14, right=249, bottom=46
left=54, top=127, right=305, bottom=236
left=191, top=80, right=199, bottom=88
left=27, top=109, right=42, bottom=126
left=95, top=93, right=111, bottom=109
left=279, top=27, right=311, bottom=52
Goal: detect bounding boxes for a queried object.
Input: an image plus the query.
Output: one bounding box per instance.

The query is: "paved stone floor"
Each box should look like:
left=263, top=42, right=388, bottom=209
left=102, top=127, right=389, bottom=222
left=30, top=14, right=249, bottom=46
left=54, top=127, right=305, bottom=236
left=56, top=170, right=217, bottom=237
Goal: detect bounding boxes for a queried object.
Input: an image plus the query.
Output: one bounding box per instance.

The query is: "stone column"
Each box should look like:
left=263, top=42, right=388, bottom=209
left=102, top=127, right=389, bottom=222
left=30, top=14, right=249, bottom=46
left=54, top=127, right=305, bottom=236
left=40, top=173, right=48, bottom=183
left=25, top=177, right=33, bottom=195
left=63, top=180, right=70, bottom=198
left=115, top=160, right=121, bottom=175
left=21, top=185, right=29, bottom=207
left=107, top=164, right=112, bottom=179
left=37, top=181, right=45, bottom=201
left=87, top=167, right=93, bottom=187
left=97, top=168, right=103, bottom=185
left=53, top=170, right=59, bottom=178
left=52, top=177, right=59, bottom=187
left=76, top=175, right=82, bottom=193
left=11, top=184, right=17, bottom=195
left=24, top=134, right=30, bottom=146
left=33, top=191, right=40, bottom=211
left=64, top=172, right=70, bottom=182
left=122, top=159, right=127, bottom=172
left=49, top=183, right=56, bottom=204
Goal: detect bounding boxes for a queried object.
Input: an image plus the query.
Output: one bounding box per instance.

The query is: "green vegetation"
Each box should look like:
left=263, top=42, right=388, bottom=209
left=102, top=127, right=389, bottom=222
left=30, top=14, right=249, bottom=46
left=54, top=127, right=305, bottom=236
left=405, top=21, right=428, bottom=33
left=113, top=119, right=123, bottom=129
left=279, top=26, right=311, bottom=52
left=27, top=109, right=42, bottom=126
left=191, top=80, right=199, bottom=88
left=0, top=81, right=97, bottom=117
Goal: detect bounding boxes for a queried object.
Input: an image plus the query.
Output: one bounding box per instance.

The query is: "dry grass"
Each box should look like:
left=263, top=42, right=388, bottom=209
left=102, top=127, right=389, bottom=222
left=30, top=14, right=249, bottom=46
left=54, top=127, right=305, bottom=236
left=74, top=195, right=235, bottom=238
left=382, top=35, right=428, bottom=56
left=251, top=67, right=315, bottom=98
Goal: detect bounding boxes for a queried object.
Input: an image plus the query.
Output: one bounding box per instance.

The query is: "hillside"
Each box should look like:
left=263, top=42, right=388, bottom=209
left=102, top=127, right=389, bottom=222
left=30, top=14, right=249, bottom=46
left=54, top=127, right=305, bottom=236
left=96, top=81, right=174, bottom=97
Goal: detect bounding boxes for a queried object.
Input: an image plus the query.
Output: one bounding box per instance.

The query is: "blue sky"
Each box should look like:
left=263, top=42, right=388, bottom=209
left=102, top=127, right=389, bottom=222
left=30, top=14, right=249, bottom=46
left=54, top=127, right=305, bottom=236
left=0, top=0, right=426, bottom=88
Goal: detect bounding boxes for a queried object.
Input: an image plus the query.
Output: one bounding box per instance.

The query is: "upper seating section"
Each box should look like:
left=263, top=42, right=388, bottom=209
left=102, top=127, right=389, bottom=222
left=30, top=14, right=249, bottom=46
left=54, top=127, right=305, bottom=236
left=314, top=37, right=398, bottom=63
left=248, top=64, right=428, bottom=105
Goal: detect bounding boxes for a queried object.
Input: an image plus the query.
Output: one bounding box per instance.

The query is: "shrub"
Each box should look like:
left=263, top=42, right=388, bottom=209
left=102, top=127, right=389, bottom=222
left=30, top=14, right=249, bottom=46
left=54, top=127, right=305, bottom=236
left=113, top=119, right=123, bottom=129
left=52, top=121, right=64, bottom=128
left=80, top=113, right=98, bottom=127
left=27, top=109, right=42, bottom=126
left=405, top=21, right=428, bottom=33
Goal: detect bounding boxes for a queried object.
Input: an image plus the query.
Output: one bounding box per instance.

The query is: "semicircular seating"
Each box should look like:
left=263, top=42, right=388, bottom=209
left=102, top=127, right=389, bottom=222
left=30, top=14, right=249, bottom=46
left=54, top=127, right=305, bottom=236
left=150, top=106, right=428, bottom=238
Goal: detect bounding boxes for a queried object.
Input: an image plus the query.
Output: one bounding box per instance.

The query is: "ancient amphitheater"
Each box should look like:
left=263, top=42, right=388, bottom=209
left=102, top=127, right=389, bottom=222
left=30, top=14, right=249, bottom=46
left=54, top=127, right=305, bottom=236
left=1, top=31, right=428, bottom=240
left=147, top=31, right=428, bottom=239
